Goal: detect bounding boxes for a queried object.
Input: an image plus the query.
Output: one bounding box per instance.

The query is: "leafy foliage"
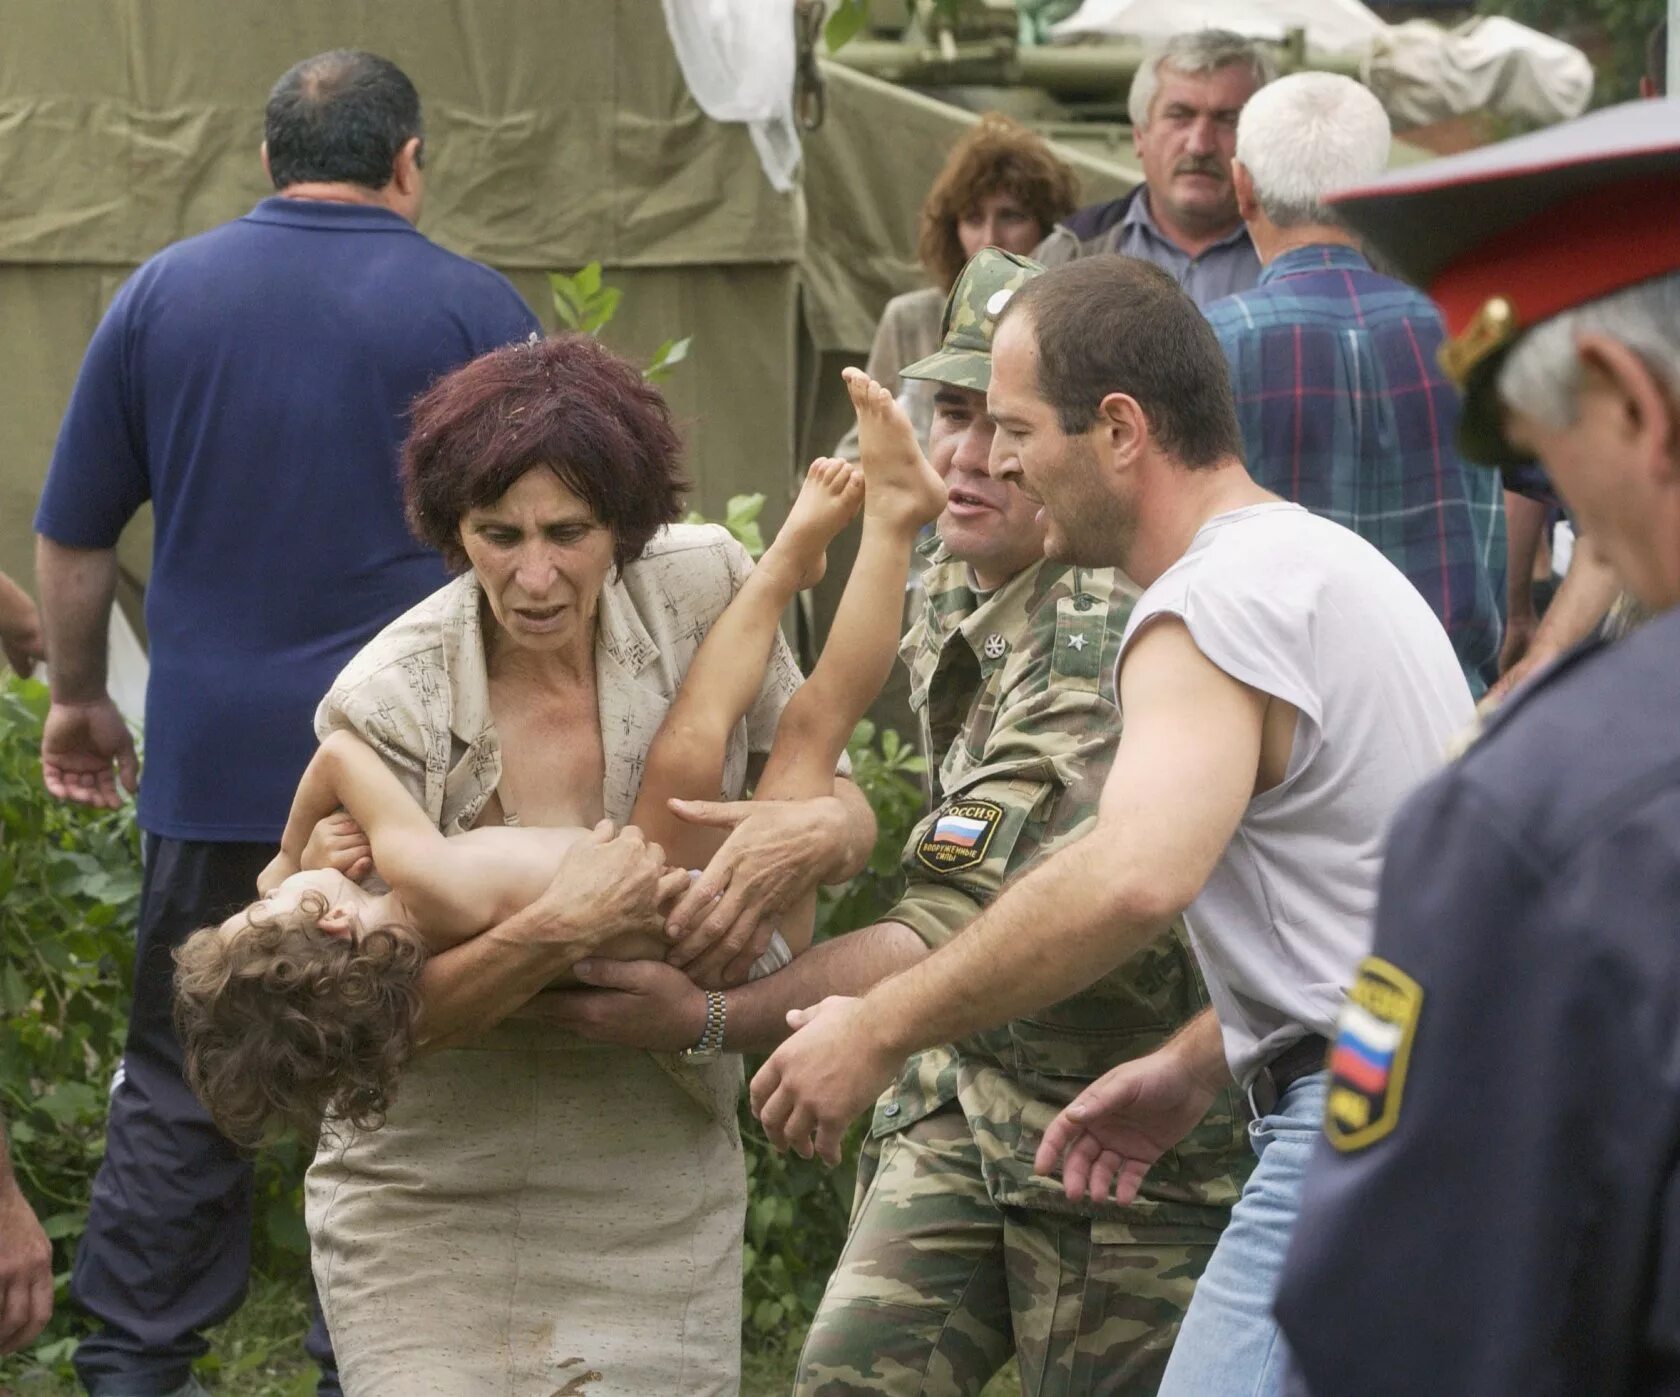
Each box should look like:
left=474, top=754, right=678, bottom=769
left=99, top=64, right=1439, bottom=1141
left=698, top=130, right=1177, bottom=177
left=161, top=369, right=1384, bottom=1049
left=1479, top=0, right=1664, bottom=103
left=739, top=717, right=926, bottom=1353
left=0, top=680, right=139, bottom=1375
left=547, top=262, right=692, bottom=382
left=547, top=261, right=622, bottom=336
left=686, top=492, right=769, bottom=560
left=0, top=678, right=313, bottom=1386
left=824, top=0, right=984, bottom=51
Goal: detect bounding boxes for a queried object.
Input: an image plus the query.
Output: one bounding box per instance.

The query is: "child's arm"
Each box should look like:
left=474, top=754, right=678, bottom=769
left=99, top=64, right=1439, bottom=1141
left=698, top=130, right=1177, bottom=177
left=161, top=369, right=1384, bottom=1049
left=669, top=374, right=945, bottom=983
left=630, top=460, right=864, bottom=868
left=265, top=730, right=450, bottom=893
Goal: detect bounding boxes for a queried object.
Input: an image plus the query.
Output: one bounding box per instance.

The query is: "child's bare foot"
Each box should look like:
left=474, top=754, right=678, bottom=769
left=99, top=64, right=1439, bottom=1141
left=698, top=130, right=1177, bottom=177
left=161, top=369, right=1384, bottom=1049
left=762, top=457, right=863, bottom=590
left=843, top=367, right=946, bottom=531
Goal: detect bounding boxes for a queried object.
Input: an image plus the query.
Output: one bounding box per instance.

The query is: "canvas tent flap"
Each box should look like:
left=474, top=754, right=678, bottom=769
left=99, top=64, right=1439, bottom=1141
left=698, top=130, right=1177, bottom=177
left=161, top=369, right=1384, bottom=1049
left=0, top=0, right=800, bottom=268
left=0, top=0, right=812, bottom=599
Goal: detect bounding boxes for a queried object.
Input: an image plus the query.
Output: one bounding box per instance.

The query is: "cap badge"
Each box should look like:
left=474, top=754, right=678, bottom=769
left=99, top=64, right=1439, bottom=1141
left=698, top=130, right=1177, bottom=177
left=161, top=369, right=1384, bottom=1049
left=1438, top=295, right=1516, bottom=388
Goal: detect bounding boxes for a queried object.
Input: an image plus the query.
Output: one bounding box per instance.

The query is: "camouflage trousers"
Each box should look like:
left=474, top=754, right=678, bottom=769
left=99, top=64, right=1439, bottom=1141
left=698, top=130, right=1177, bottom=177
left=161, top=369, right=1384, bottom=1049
left=795, top=1106, right=1218, bottom=1396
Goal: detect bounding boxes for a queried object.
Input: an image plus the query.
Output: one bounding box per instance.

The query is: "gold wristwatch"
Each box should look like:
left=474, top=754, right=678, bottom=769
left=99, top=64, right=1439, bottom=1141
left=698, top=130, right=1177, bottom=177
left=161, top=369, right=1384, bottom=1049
left=679, top=990, right=727, bottom=1064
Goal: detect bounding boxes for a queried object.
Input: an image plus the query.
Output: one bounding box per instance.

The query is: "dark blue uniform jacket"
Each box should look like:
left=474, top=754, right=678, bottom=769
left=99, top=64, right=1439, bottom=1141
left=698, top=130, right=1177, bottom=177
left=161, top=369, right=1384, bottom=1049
left=1277, top=605, right=1680, bottom=1395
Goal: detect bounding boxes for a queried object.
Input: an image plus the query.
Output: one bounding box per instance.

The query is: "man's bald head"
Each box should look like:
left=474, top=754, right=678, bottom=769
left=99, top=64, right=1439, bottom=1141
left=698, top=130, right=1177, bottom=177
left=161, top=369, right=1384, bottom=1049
left=264, top=50, right=423, bottom=193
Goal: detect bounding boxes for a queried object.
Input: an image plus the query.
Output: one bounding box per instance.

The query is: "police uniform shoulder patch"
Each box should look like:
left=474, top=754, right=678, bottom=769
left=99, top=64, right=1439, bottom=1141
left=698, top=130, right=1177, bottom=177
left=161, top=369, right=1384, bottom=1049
left=1325, top=956, right=1423, bottom=1153
left=914, top=798, right=1004, bottom=875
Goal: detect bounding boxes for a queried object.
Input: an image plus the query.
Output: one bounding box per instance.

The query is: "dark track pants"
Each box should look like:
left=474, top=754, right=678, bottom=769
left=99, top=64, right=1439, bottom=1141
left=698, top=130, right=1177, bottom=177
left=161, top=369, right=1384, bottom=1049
left=70, top=835, right=339, bottom=1397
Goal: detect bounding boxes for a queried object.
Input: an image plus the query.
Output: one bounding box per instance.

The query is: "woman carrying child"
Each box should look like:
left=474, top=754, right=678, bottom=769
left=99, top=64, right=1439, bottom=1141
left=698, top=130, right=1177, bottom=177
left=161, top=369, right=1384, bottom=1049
left=213, top=333, right=934, bottom=1396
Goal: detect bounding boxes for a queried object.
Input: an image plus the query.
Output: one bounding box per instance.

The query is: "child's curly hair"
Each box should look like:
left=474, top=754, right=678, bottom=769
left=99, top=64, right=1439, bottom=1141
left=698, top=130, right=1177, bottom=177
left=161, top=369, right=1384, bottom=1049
left=173, top=890, right=427, bottom=1149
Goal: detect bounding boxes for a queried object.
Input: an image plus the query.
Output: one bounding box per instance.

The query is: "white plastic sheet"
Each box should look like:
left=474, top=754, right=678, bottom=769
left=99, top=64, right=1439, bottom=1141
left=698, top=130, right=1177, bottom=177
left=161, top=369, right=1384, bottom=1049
left=662, top=0, right=802, bottom=192
left=1367, top=17, right=1594, bottom=130
left=1052, top=0, right=1385, bottom=57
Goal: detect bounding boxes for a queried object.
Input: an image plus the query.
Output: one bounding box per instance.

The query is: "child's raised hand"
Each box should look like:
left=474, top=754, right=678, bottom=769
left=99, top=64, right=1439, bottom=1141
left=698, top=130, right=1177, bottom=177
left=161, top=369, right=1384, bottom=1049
left=301, top=811, right=373, bottom=883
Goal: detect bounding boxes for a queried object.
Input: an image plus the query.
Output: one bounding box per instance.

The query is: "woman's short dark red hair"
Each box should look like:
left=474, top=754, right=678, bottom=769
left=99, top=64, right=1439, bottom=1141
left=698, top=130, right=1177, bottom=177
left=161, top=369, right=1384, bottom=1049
left=403, top=333, right=689, bottom=571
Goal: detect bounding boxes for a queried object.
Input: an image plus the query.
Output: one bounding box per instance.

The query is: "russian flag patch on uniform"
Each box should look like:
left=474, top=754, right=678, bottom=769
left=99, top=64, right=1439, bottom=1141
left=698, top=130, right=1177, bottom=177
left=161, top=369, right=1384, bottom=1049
left=914, top=798, right=1004, bottom=874
left=1326, top=956, right=1423, bottom=1153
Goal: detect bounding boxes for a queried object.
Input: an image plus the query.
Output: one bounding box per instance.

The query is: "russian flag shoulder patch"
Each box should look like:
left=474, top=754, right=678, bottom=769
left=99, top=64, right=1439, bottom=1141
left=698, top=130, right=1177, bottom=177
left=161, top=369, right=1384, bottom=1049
left=914, top=798, right=1005, bottom=875
left=1326, top=956, right=1423, bottom=1154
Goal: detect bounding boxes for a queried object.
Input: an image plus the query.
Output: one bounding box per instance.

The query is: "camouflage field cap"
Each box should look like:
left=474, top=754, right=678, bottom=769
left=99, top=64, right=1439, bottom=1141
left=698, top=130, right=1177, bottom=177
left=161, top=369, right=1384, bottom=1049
left=901, top=248, right=1045, bottom=391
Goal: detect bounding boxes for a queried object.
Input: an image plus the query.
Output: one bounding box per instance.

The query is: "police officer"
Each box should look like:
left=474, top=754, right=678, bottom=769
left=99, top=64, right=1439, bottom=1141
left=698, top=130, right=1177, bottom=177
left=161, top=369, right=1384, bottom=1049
left=541, top=250, right=1252, bottom=1393
left=1275, top=99, right=1680, bottom=1393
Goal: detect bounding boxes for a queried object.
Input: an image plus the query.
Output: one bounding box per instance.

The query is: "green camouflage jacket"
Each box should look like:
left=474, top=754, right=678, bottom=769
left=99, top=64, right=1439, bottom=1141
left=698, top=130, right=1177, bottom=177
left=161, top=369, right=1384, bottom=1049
left=872, top=543, right=1251, bottom=1232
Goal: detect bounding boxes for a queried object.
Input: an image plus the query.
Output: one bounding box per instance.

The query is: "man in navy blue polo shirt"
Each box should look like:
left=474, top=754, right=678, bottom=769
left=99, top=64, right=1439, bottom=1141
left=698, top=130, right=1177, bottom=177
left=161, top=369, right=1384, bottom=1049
left=32, top=50, right=540, bottom=1397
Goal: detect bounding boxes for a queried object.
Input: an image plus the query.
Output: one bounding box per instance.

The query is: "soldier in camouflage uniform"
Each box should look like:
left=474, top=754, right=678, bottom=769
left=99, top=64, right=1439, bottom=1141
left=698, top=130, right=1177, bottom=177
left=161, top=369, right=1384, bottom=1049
left=793, top=249, right=1252, bottom=1397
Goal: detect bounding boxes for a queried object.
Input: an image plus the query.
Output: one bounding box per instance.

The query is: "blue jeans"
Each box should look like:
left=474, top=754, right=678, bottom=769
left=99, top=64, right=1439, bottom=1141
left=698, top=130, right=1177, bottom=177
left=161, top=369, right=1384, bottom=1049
left=1157, top=1072, right=1328, bottom=1397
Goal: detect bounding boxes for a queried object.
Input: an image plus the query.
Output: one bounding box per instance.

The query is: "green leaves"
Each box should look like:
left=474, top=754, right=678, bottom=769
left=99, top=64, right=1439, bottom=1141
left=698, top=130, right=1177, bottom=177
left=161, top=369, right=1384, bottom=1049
left=644, top=335, right=692, bottom=383
left=686, top=492, right=768, bottom=559
left=547, top=262, right=622, bottom=336
left=0, top=676, right=320, bottom=1385
left=824, top=0, right=869, bottom=51
left=0, top=677, right=143, bottom=1377
left=547, top=263, right=693, bottom=382
left=737, top=718, right=927, bottom=1354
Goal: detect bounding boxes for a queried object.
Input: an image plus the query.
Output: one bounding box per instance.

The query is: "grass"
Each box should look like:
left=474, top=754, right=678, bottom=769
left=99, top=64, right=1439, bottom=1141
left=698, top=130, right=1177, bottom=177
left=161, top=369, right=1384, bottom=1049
left=0, top=1268, right=318, bottom=1397
left=2, top=1276, right=1024, bottom=1397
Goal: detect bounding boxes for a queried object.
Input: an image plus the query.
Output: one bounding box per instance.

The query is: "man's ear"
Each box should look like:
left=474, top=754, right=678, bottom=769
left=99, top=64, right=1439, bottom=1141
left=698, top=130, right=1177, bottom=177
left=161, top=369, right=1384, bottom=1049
left=260, top=141, right=273, bottom=188
left=1232, top=160, right=1260, bottom=224
left=1577, top=332, right=1680, bottom=486
left=1096, top=391, right=1148, bottom=473
left=393, top=136, right=423, bottom=196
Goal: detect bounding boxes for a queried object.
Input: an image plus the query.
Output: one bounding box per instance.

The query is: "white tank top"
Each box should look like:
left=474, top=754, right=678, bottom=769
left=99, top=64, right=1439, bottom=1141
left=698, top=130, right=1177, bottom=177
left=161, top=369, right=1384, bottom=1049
left=1119, top=503, right=1472, bottom=1083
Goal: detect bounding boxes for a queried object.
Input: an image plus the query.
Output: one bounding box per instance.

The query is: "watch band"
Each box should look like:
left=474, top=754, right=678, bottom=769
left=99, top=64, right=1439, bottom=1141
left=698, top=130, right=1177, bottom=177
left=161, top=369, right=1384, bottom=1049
left=682, top=990, right=727, bottom=1059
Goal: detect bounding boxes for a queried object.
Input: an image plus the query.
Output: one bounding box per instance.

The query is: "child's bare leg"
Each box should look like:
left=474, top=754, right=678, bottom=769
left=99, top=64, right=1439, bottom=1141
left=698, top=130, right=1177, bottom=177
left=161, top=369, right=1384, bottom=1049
left=742, top=371, right=945, bottom=960
left=631, top=458, right=863, bottom=867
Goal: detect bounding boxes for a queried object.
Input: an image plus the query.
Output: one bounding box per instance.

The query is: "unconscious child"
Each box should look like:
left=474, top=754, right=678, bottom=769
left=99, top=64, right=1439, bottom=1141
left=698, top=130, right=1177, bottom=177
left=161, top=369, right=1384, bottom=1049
left=173, top=369, right=947, bottom=1148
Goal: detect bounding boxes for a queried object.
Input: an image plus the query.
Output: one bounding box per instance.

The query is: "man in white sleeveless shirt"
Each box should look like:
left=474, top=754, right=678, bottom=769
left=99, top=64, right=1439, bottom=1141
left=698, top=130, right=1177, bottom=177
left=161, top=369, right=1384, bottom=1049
left=751, top=255, right=1472, bottom=1394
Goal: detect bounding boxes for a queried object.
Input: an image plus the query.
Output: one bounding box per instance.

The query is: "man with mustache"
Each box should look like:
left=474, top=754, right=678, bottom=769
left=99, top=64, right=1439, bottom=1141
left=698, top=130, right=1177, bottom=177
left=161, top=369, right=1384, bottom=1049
left=1034, top=30, right=1272, bottom=307
left=543, top=249, right=1252, bottom=1394
left=750, top=255, right=1472, bottom=1395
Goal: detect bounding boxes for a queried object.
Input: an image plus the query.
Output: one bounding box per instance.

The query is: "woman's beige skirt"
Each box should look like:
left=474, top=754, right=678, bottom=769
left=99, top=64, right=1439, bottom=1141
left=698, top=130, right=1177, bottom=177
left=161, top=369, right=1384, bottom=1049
left=307, top=1030, right=745, bottom=1397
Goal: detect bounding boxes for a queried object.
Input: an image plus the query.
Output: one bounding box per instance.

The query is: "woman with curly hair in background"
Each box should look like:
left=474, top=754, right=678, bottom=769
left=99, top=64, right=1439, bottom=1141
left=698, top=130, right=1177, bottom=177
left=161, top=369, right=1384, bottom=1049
left=835, top=112, right=1079, bottom=459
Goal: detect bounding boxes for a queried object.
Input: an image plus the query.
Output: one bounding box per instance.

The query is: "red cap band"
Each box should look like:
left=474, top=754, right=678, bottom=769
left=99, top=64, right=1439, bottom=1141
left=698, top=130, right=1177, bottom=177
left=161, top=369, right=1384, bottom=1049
left=1431, top=175, right=1680, bottom=345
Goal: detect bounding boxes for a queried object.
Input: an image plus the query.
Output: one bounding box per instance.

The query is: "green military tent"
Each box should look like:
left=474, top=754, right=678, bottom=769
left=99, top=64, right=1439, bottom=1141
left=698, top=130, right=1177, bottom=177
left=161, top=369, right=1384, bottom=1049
left=0, top=1, right=1136, bottom=649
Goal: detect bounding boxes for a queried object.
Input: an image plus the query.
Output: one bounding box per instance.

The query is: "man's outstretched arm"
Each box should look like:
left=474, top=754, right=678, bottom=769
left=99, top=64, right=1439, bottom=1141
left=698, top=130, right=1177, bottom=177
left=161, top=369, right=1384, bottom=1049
left=751, top=618, right=1266, bottom=1162
left=518, top=919, right=930, bottom=1053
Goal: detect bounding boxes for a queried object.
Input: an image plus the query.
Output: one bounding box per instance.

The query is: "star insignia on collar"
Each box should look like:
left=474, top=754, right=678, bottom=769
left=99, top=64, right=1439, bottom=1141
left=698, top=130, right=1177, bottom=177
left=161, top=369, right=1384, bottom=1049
left=982, top=634, right=1007, bottom=660
left=1065, top=632, right=1088, bottom=651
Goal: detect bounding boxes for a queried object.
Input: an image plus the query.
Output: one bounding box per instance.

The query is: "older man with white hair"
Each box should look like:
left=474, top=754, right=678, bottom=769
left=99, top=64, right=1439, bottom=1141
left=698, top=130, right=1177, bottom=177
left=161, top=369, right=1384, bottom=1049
left=1034, top=29, right=1272, bottom=305
left=1205, top=71, right=1506, bottom=695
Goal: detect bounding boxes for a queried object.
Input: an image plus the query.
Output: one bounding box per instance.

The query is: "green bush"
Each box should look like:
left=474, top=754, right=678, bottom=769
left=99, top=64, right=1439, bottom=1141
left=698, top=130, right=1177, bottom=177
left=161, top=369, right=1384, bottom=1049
left=0, top=678, right=313, bottom=1385
left=739, top=717, right=926, bottom=1356
left=0, top=679, right=139, bottom=1374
